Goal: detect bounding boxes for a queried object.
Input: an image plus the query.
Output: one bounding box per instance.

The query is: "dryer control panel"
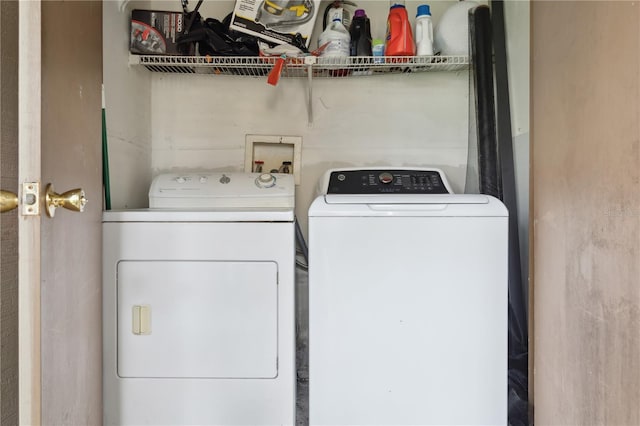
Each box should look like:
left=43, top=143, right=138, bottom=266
left=324, top=169, right=452, bottom=195
left=149, top=172, right=295, bottom=209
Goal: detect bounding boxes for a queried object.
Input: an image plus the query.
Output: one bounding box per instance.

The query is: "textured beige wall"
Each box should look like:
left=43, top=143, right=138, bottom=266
left=0, top=1, right=19, bottom=424
left=532, top=1, right=640, bottom=423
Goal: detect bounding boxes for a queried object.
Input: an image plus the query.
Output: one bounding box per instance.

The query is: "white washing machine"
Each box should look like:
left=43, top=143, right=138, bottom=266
left=308, top=167, right=508, bottom=425
left=103, top=172, right=296, bottom=426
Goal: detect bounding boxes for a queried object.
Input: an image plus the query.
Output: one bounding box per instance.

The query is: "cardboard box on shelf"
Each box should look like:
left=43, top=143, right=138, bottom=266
left=230, top=0, right=321, bottom=48
left=130, top=9, right=195, bottom=55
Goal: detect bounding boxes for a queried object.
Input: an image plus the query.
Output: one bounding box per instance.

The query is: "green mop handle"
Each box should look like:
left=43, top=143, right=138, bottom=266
left=102, top=84, right=111, bottom=210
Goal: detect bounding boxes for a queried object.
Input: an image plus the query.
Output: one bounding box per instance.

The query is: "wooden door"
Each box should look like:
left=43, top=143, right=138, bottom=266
left=40, top=2, right=103, bottom=424
left=1, top=1, right=103, bottom=424
left=531, top=1, right=640, bottom=423
left=0, top=1, right=19, bottom=423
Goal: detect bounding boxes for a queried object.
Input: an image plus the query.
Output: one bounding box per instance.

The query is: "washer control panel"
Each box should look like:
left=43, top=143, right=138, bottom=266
left=326, top=169, right=451, bottom=194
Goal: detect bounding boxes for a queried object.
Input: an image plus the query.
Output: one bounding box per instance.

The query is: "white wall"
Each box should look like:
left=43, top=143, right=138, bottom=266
left=104, top=0, right=529, bottom=241
left=104, top=0, right=153, bottom=209
left=151, top=71, right=469, bottom=232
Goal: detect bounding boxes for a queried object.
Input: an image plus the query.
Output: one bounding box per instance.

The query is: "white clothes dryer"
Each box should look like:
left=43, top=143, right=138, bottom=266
left=103, top=172, right=296, bottom=425
left=308, top=167, right=508, bottom=425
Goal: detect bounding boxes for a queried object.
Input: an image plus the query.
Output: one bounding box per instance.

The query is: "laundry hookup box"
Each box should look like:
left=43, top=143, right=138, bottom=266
left=230, top=0, right=321, bottom=47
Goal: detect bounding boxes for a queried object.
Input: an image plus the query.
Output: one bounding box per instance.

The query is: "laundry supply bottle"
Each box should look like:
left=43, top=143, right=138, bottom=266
left=385, top=3, right=415, bottom=56
left=318, top=17, right=351, bottom=58
left=415, top=4, right=434, bottom=56
left=372, top=38, right=385, bottom=63
left=349, top=9, right=373, bottom=57
left=323, top=3, right=353, bottom=32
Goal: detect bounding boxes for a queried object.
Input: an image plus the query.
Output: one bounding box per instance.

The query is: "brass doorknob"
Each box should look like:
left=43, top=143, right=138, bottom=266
left=44, top=184, right=87, bottom=218
left=0, top=190, right=19, bottom=213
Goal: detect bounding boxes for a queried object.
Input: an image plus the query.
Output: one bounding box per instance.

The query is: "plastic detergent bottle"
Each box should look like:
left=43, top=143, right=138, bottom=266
left=349, top=9, right=373, bottom=57
left=385, top=4, right=415, bottom=56
left=415, top=4, right=434, bottom=56
left=319, top=18, right=351, bottom=58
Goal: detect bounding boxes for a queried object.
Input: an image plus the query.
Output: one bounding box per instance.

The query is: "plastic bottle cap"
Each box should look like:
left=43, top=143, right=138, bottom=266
left=390, top=4, right=406, bottom=9
left=417, top=4, right=431, bottom=17
left=353, top=9, right=366, bottom=18
left=372, top=38, right=384, bottom=46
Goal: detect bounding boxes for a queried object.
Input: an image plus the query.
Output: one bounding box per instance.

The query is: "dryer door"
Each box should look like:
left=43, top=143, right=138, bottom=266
left=117, top=260, right=278, bottom=378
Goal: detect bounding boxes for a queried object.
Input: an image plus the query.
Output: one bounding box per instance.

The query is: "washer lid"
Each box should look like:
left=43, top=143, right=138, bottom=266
left=324, top=194, right=486, bottom=205
left=309, top=194, right=508, bottom=217
left=149, top=172, right=294, bottom=209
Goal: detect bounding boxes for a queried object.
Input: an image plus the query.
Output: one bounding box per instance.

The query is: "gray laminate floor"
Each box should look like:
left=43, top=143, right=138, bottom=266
left=295, top=266, right=309, bottom=426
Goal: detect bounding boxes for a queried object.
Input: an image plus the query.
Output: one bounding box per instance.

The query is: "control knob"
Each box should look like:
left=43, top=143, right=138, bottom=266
left=379, top=172, right=394, bottom=184
left=255, top=173, right=276, bottom=188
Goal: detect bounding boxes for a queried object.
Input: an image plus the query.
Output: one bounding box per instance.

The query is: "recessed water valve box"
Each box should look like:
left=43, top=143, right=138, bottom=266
left=244, top=135, right=302, bottom=185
